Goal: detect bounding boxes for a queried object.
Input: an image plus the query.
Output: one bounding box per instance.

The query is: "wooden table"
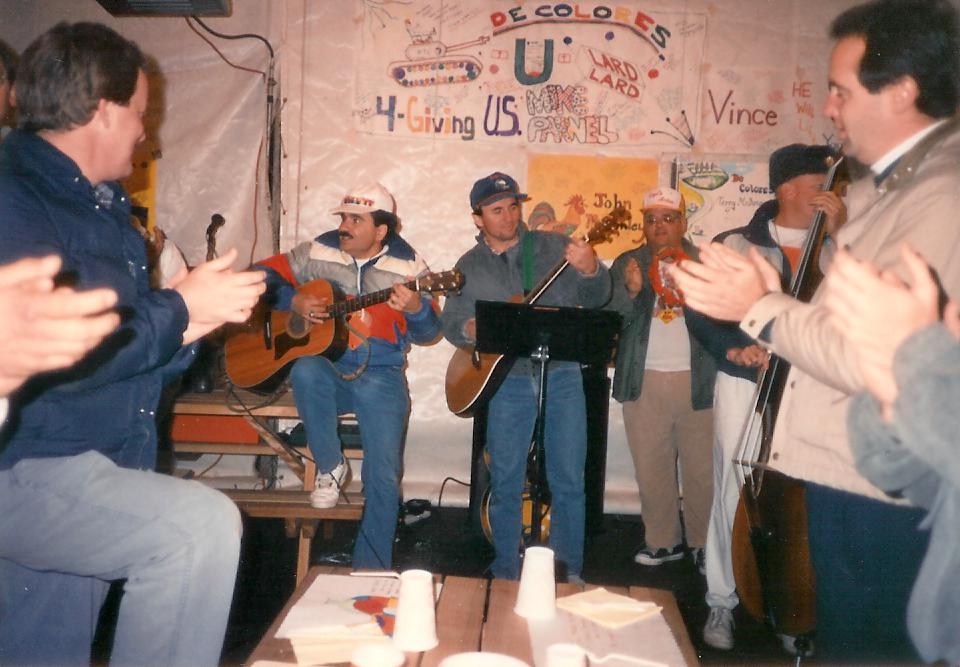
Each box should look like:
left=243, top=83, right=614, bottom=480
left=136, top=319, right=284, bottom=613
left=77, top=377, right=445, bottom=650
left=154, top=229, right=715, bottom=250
left=246, top=567, right=700, bottom=666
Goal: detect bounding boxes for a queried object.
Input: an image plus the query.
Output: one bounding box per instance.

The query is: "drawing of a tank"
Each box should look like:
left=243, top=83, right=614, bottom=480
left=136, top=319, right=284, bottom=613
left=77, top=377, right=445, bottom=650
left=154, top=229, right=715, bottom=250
left=388, top=35, right=489, bottom=87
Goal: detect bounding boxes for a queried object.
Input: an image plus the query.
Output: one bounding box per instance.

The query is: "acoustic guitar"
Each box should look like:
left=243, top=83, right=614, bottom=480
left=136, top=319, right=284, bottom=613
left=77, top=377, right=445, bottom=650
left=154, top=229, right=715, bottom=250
left=225, top=269, right=463, bottom=390
left=444, top=206, right=630, bottom=417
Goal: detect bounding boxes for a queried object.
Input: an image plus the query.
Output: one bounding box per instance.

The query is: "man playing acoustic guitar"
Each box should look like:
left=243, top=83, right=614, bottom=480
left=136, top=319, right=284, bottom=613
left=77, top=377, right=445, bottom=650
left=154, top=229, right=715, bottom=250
left=257, top=182, right=441, bottom=571
left=441, top=172, right=611, bottom=582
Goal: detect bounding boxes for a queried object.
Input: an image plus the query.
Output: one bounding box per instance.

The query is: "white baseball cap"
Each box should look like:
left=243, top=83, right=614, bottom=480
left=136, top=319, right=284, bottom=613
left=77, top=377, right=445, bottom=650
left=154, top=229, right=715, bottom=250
left=330, top=182, right=396, bottom=215
left=640, top=186, right=684, bottom=212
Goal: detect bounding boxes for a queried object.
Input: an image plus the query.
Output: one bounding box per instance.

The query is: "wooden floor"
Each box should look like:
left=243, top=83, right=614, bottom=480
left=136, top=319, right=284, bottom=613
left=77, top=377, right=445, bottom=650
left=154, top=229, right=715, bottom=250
left=222, top=507, right=794, bottom=666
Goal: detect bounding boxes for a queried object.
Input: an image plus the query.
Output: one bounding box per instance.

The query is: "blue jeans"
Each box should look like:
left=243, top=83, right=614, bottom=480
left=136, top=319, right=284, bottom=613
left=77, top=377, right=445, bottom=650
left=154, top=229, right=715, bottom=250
left=289, top=356, right=408, bottom=570
left=806, top=482, right=927, bottom=663
left=485, top=365, right=587, bottom=579
left=0, top=451, right=241, bottom=667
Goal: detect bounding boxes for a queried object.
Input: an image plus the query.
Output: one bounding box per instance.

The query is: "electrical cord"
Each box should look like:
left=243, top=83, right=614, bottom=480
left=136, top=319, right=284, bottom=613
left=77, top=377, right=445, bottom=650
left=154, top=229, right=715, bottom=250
left=189, top=15, right=274, bottom=59
left=194, top=453, right=225, bottom=479
left=184, top=15, right=278, bottom=263
left=323, top=319, right=372, bottom=382
left=225, top=381, right=315, bottom=470
left=436, top=475, right=470, bottom=509
left=224, top=379, right=393, bottom=570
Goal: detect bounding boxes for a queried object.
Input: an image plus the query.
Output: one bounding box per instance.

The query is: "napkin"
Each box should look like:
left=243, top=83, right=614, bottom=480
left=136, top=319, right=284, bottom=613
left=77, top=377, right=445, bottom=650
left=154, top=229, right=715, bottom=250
left=556, top=587, right=661, bottom=629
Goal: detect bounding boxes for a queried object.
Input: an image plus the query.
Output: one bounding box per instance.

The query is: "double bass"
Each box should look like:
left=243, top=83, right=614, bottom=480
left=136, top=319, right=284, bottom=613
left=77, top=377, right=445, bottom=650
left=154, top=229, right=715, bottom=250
left=730, top=154, right=848, bottom=655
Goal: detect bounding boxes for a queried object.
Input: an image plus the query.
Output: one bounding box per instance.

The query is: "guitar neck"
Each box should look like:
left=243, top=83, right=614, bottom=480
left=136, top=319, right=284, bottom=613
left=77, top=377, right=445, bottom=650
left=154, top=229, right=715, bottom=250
left=325, top=279, right=415, bottom=318
left=523, top=222, right=613, bottom=305
left=524, top=257, right=570, bottom=305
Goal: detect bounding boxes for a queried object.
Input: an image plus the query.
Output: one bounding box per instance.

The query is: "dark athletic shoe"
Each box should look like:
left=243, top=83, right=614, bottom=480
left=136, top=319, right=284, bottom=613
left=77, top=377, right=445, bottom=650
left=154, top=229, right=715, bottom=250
left=633, top=544, right=684, bottom=565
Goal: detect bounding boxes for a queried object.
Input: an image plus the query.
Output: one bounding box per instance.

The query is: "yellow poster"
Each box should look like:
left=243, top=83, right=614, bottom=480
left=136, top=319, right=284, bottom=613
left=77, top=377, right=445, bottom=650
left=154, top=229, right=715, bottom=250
left=526, top=154, right=658, bottom=260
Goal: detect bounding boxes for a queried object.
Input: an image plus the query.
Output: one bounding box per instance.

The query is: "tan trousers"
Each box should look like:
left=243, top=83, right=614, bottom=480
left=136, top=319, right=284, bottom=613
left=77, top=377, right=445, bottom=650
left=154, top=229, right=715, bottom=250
left=622, top=370, right=714, bottom=550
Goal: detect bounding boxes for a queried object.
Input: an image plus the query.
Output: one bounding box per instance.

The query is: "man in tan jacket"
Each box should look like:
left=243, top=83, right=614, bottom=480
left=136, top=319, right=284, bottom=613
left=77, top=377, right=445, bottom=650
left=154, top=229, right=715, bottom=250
left=671, top=0, right=960, bottom=662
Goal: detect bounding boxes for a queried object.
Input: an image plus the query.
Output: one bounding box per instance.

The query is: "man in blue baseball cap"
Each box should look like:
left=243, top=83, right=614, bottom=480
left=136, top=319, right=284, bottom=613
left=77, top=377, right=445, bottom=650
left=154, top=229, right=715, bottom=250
left=468, top=172, right=527, bottom=210
left=442, top=171, right=612, bottom=582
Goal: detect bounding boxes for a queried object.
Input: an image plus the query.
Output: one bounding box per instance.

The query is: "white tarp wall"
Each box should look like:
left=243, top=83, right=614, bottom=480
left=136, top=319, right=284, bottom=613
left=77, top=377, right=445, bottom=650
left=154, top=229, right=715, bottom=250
left=0, top=1, right=279, bottom=267
left=0, top=0, right=864, bottom=511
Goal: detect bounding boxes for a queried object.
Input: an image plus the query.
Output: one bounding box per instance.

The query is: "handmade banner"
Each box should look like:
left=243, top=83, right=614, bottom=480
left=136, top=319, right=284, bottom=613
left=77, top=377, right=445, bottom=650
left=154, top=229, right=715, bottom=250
left=353, top=1, right=707, bottom=148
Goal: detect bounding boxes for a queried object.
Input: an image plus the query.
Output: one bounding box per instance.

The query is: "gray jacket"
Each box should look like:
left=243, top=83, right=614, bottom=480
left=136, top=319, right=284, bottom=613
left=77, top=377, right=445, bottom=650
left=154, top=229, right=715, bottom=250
left=606, top=238, right=716, bottom=407
left=741, top=117, right=960, bottom=501
left=849, top=324, right=960, bottom=665
left=441, top=225, right=612, bottom=375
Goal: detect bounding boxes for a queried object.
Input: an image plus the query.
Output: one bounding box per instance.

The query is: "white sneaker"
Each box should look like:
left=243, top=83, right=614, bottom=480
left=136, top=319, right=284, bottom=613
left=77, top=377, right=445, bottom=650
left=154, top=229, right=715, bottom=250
left=309, top=456, right=349, bottom=509
left=778, top=633, right=815, bottom=657
left=703, top=606, right=734, bottom=650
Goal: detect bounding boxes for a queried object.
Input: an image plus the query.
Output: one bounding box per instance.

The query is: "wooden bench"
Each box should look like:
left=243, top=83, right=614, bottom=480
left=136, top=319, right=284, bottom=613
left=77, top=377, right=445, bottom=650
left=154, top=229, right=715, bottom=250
left=170, top=387, right=364, bottom=584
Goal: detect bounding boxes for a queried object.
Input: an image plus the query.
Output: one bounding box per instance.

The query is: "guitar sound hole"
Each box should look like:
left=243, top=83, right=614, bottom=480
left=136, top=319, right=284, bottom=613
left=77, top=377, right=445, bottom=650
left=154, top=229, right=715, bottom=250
left=286, top=313, right=310, bottom=338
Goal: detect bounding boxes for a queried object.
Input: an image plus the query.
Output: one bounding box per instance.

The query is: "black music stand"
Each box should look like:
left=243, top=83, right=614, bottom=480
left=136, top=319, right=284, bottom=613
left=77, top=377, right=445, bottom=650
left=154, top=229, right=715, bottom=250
left=475, top=300, right=621, bottom=546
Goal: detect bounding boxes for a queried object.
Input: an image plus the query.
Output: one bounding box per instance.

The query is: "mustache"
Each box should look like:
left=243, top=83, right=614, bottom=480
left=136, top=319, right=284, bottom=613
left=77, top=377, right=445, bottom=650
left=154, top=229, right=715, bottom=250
left=339, top=231, right=353, bottom=239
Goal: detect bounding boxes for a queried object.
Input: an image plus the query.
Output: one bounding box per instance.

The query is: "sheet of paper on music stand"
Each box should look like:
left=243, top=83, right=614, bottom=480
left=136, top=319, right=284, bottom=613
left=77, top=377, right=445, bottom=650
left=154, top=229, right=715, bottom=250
left=528, top=596, right=689, bottom=667
left=275, top=574, right=402, bottom=665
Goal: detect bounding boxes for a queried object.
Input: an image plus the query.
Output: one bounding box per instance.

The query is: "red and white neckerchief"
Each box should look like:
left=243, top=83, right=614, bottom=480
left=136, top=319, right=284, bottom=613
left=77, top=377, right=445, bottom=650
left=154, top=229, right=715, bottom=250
left=649, top=246, right=689, bottom=323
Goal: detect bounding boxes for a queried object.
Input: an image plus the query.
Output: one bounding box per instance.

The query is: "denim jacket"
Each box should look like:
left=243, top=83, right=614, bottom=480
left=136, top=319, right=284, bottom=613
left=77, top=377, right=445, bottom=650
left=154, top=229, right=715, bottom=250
left=0, top=130, right=196, bottom=471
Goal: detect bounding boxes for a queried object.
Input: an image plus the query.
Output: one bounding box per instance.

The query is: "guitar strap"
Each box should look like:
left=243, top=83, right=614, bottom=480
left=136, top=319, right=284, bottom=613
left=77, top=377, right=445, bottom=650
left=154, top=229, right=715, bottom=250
left=522, top=232, right=535, bottom=296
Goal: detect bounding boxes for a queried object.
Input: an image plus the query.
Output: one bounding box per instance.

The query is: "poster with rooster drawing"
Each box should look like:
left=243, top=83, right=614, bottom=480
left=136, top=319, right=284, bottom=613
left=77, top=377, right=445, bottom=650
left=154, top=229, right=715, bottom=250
left=525, top=154, right=658, bottom=260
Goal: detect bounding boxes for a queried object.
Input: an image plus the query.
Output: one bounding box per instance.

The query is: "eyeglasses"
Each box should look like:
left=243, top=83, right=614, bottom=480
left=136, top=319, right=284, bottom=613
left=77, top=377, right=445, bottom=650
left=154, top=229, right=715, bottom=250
left=643, top=212, right=681, bottom=225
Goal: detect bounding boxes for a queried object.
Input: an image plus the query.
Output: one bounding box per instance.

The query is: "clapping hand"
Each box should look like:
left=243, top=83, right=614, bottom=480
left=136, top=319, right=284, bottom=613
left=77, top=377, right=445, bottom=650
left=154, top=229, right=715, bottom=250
left=823, top=244, right=958, bottom=419
left=0, top=255, right=120, bottom=396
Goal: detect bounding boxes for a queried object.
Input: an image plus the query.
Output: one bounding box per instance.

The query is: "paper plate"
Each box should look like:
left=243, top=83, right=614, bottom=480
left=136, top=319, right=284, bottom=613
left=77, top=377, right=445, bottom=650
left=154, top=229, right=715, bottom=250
left=437, top=652, right=531, bottom=667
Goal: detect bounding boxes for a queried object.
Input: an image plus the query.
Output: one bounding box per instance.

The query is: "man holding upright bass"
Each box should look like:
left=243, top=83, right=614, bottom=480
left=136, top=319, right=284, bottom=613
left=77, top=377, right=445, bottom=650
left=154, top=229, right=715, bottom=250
left=670, top=0, right=960, bottom=661
left=685, top=144, right=844, bottom=653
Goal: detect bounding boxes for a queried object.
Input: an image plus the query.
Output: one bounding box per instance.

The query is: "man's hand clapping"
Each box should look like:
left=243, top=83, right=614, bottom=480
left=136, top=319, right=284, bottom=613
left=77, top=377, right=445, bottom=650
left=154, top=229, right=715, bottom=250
left=670, top=242, right=782, bottom=321
left=824, top=244, right=959, bottom=420
left=0, top=255, right=120, bottom=397
left=171, top=247, right=266, bottom=345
